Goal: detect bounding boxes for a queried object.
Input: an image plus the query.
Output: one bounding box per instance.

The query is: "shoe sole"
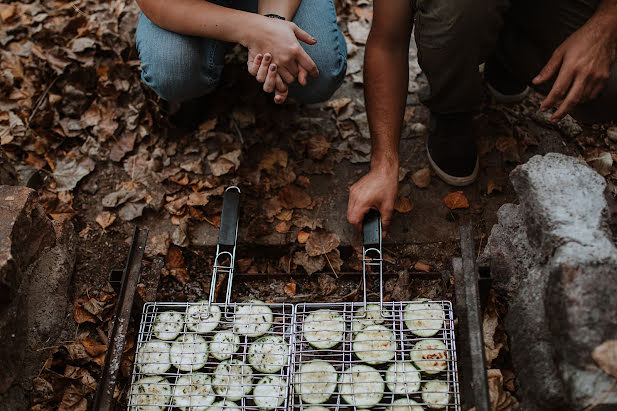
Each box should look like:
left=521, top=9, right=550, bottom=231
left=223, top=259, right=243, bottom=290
left=426, top=144, right=479, bottom=187
left=487, top=82, right=530, bottom=104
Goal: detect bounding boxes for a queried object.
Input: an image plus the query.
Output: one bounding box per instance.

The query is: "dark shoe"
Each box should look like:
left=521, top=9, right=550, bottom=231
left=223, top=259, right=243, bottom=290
left=426, top=113, right=479, bottom=186
left=484, top=55, right=529, bottom=104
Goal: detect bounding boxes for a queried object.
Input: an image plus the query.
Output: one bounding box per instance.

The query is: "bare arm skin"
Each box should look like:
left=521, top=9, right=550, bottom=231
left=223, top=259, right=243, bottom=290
left=533, top=0, right=617, bottom=121
left=347, top=1, right=414, bottom=235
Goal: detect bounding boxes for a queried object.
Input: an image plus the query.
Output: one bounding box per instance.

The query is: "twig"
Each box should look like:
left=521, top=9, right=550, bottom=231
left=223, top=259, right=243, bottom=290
left=28, top=76, right=59, bottom=126
left=231, top=118, right=244, bottom=144
left=583, top=378, right=617, bottom=411
left=477, top=233, right=485, bottom=258
left=323, top=252, right=338, bottom=278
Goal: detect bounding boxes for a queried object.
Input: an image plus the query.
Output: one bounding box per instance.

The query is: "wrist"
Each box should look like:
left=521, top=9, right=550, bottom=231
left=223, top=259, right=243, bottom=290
left=591, top=11, right=617, bottom=45
left=237, top=13, right=269, bottom=47
left=370, top=155, right=399, bottom=175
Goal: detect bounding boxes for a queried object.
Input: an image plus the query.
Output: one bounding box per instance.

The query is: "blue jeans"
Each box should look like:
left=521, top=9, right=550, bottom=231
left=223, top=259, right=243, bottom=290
left=135, top=0, right=347, bottom=103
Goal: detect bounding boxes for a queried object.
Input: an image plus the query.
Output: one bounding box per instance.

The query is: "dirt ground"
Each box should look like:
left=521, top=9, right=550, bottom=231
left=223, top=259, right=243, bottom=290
left=1, top=0, right=616, bottom=409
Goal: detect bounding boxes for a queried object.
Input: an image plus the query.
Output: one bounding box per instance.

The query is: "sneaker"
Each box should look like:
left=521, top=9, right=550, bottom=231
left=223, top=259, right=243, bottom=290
left=426, top=113, right=479, bottom=186
left=484, top=55, right=530, bottom=104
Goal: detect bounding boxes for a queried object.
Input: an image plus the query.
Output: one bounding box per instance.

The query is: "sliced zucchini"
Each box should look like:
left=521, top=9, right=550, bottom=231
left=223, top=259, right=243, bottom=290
left=212, top=359, right=254, bottom=401
left=387, top=397, right=425, bottom=411
left=385, top=362, right=421, bottom=395
left=410, top=339, right=448, bottom=375
left=339, top=364, right=385, bottom=408
left=172, top=373, right=216, bottom=410
left=403, top=301, right=444, bottom=337
left=253, top=375, right=286, bottom=410
left=206, top=400, right=241, bottom=411
left=129, top=375, right=172, bottom=411
left=294, top=360, right=338, bottom=404
left=303, top=310, right=345, bottom=349
left=210, top=330, right=241, bottom=361
left=153, top=311, right=184, bottom=341
left=186, top=302, right=221, bottom=334
left=136, top=340, right=171, bottom=375
left=303, top=407, right=330, bottom=411
left=248, top=335, right=288, bottom=374
left=352, top=324, right=396, bottom=365
left=170, top=334, right=209, bottom=372
left=421, top=380, right=450, bottom=409
left=233, top=301, right=273, bottom=337
left=352, top=304, right=390, bottom=333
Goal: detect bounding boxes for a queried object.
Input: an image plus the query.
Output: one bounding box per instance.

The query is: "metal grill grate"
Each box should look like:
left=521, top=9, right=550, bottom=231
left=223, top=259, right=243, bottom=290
left=291, top=302, right=460, bottom=410
left=129, top=302, right=295, bottom=410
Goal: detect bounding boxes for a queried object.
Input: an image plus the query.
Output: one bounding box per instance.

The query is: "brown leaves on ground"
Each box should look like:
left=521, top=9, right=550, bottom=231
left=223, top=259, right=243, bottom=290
left=293, top=251, right=325, bottom=275
left=394, top=196, right=414, bottom=213
left=326, top=97, right=351, bottom=115
left=592, top=340, right=617, bottom=378
left=278, top=185, right=312, bottom=209
left=413, top=261, right=431, bottom=272
left=284, top=281, right=297, bottom=297
left=305, top=230, right=340, bottom=257
left=73, top=289, right=116, bottom=324
left=306, top=134, right=331, bottom=160
left=165, top=246, right=189, bottom=284
left=95, top=211, right=115, bottom=229
left=444, top=191, right=470, bottom=210
left=487, top=180, right=503, bottom=195
left=487, top=369, right=520, bottom=411
left=259, top=150, right=288, bottom=172
left=411, top=168, right=431, bottom=188
left=297, top=230, right=310, bottom=244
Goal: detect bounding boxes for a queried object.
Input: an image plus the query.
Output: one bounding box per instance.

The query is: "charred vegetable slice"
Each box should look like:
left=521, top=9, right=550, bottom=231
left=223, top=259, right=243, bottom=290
left=410, top=339, right=448, bottom=374
left=403, top=300, right=444, bottom=337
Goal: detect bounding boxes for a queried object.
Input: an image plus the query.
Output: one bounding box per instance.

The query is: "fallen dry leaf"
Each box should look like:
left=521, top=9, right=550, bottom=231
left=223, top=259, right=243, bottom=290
left=165, top=246, right=189, bottom=285
left=210, top=150, right=241, bottom=176
left=297, top=230, right=310, bottom=244
left=487, top=369, right=520, bottom=411
left=293, top=251, right=325, bottom=275
left=279, top=185, right=311, bottom=209
left=284, top=281, right=297, bottom=297
left=411, top=168, right=431, bottom=188
left=259, top=149, right=288, bottom=172
left=592, top=340, right=617, bottom=378
left=306, top=230, right=341, bottom=257
left=306, top=135, right=331, bottom=160
left=73, top=300, right=97, bottom=324
left=95, top=211, right=116, bottom=229
left=81, top=337, right=106, bottom=357
left=394, top=196, right=414, bottom=213
left=325, top=97, right=351, bottom=115
left=444, top=191, right=469, bottom=210
left=587, top=152, right=613, bottom=176
left=414, top=261, right=431, bottom=272
left=275, top=220, right=292, bottom=233
left=495, top=136, right=520, bottom=163
left=487, top=181, right=503, bottom=195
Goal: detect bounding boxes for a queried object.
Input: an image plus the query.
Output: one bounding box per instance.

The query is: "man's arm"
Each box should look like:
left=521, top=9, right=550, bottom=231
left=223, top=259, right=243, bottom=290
left=533, top=0, right=617, bottom=121
left=347, top=2, right=413, bottom=235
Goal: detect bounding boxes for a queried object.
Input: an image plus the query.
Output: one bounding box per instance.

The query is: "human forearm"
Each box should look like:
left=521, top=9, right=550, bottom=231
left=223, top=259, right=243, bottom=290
left=364, top=40, right=410, bottom=172
left=594, top=0, right=617, bottom=43
left=258, top=0, right=302, bottom=21
left=137, top=0, right=261, bottom=46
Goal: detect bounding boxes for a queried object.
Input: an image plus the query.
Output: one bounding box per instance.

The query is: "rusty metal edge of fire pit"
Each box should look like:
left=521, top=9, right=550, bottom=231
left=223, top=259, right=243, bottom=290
left=93, top=227, right=148, bottom=411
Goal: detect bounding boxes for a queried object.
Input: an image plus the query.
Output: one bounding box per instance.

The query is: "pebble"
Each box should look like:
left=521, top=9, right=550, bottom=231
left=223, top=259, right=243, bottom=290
left=607, top=126, right=617, bottom=143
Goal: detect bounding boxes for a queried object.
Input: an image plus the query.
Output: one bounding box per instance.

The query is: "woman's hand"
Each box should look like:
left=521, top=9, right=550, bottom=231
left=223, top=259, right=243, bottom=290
left=248, top=53, right=289, bottom=104
left=243, top=16, right=319, bottom=85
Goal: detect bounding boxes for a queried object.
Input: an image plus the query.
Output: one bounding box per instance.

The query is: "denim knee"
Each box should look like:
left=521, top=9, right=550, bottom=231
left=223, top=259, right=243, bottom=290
left=136, top=14, right=223, bottom=102
left=289, top=45, right=347, bottom=104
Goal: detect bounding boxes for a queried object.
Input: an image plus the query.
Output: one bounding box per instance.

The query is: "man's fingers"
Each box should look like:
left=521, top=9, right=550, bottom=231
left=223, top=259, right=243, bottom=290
left=533, top=51, right=563, bottom=86
left=263, top=64, right=277, bottom=93
left=551, top=77, right=585, bottom=121
left=347, top=198, right=370, bottom=232
left=298, top=66, right=308, bottom=86
left=293, top=25, right=317, bottom=45
left=248, top=54, right=262, bottom=76
left=278, top=66, right=296, bottom=84
left=540, top=67, right=574, bottom=112
left=256, top=53, right=272, bottom=83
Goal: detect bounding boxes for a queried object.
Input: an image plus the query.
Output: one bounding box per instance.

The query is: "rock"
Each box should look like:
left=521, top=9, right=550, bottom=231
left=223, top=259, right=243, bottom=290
left=606, top=126, right=617, bottom=143
left=0, top=149, right=18, bottom=186
left=0, top=186, right=55, bottom=304
left=479, top=153, right=617, bottom=409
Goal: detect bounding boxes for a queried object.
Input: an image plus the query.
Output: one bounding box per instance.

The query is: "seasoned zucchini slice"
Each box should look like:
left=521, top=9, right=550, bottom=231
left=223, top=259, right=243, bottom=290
left=339, top=364, right=385, bottom=408
left=403, top=301, right=444, bottom=337
left=170, top=334, right=209, bottom=372
left=135, top=341, right=171, bottom=375
left=385, top=362, right=421, bottom=395
left=352, top=324, right=396, bottom=365
left=153, top=311, right=184, bottom=341
left=248, top=335, right=288, bottom=374
left=422, top=380, right=450, bottom=409
left=294, top=360, right=338, bottom=404
left=303, top=310, right=345, bottom=349
left=352, top=304, right=390, bottom=333
left=410, top=339, right=448, bottom=374
left=253, top=375, right=286, bottom=410
left=186, top=302, right=221, bottom=334
left=233, top=301, right=273, bottom=337
left=129, top=375, right=172, bottom=411
left=212, top=359, right=254, bottom=401
left=388, top=397, right=425, bottom=411
left=210, top=330, right=240, bottom=361
left=172, top=373, right=216, bottom=410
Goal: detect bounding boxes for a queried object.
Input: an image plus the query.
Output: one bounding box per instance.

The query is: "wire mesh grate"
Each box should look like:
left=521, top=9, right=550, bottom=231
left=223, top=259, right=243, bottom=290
left=291, top=301, right=460, bottom=410
left=128, top=301, right=295, bottom=410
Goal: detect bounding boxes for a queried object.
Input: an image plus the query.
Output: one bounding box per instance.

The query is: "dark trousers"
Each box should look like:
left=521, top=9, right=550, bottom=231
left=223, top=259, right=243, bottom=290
left=412, top=0, right=617, bottom=122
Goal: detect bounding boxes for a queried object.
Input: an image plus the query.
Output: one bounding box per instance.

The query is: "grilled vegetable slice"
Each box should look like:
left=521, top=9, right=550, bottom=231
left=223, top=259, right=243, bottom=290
left=136, top=341, right=171, bottom=375
left=422, top=380, right=450, bottom=409
left=206, top=400, right=241, bottom=411
left=339, top=364, right=385, bottom=408
left=303, top=310, right=345, bottom=349
left=170, top=334, right=209, bottom=372
left=352, top=303, right=390, bottom=333
left=129, top=375, right=172, bottom=411
left=212, top=359, right=254, bottom=401
left=403, top=300, right=444, bottom=337
left=172, top=373, right=216, bottom=410
left=385, top=362, right=421, bottom=395
left=410, top=339, right=448, bottom=374
left=253, top=375, right=286, bottom=410
left=186, top=302, right=221, bottom=334
left=303, top=407, right=330, bottom=411
left=352, top=324, right=396, bottom=365
left=388, top=397, right=425, bottom=411
left=294, top=360, right=338, bottom=404
left=233, top=301, right=273, bottom=337
left=210, top=330, right=240, bottom=361
left=153, top=311, right=184, bottom=341
left=248, top=335, right=288, bottom=374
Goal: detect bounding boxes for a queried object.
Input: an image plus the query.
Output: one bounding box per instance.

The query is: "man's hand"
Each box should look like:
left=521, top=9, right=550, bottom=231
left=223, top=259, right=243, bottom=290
left=347, top=166, right=399, bottom=237
left=533, top=15, right=617, bottom=121
left=245, top=17, right=319, bottom=86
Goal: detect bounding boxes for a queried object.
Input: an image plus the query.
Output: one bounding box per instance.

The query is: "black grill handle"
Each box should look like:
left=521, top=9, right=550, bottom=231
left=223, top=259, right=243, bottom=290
left=363, top=209, right=381, bottom=247
left=218, top=187, right=240, bottom=246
